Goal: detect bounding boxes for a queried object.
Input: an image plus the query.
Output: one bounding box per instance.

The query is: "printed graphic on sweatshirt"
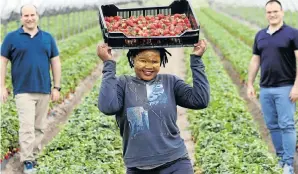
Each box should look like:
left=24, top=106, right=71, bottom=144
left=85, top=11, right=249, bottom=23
left=127, top=106, right=149, bottom=137
left=146, top=82, right=167, bottom=106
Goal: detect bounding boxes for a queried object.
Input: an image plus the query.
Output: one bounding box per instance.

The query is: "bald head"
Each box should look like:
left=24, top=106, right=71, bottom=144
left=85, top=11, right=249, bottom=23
left=20, top=4, right=39, bottom=31
left=20, top=4, right=38, bottom=16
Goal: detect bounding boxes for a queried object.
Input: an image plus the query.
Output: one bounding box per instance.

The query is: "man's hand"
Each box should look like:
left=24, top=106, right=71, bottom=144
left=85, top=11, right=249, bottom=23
left=97, top=43, right=112, bottom=61
left=1, top=87, right=9, bottom=103
left=247, top=85, right=256, bottom=100
left=51, top=88, right=60, bottom=102
left=193, top=39, right=208, bottom=57
left=289, top=86, right=298, bottom=103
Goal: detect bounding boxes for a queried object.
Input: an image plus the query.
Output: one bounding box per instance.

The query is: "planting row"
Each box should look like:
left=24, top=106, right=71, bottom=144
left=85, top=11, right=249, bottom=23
left=4, top=26, right=102, bottom=91
left=1, top=10, right=98, bottom=42
left=200, top=8, right=255, bottom=47
left=196, top=9, right=259, bottom=88
left=218, top=6, right=298, bottom=29
left=36, top=52, right=134, bottom=173
left=184, top=45, right=281, bottom=173
left=0, top=27, right=102, bottom=161
left=197, top=8, right=298, bottom=144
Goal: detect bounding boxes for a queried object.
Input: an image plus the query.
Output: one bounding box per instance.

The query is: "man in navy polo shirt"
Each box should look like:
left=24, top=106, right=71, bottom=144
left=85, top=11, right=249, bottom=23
left=0, top=4, right=61, bottom=174
left=247, top=0, right=298, bottom=173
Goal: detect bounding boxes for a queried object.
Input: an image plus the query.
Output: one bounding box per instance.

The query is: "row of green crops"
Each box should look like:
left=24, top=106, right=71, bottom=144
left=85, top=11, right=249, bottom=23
left=184, top=45, right=281, bottom=173
left=0, top=27, right=102, bottom=160
left=218, top=6, right=298, bottom=29
left=1, top=10, right=98, bottom=42
left=200, top=8, right=256, bottom=47
left=197, top=8, right=298, bottom=144
left=3, top=26, right=103, bottom=91
left=196, top=9, right=259, bottom=89
left=36, top=52, right=134, bottom=173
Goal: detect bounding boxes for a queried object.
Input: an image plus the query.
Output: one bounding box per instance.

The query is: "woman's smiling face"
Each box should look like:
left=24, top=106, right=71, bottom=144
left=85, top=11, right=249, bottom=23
left=134, top=50, right=161, bottom=81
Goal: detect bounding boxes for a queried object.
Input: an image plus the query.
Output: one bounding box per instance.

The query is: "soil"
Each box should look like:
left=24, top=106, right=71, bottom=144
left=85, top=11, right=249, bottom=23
left=1, top=48, right=197, bottom=173
left=202, top=28, right=298, bottom=173
left=1, top=50, right=122, bottom=174
left=5, top=30, right=285, bottom=173
left=212, top=5, right=262, bottom=31
left=203, top=7, right=298, bottom=172
left=159, top=48, right=196, bottom=165
left=210, top=42, right=275, bottom=152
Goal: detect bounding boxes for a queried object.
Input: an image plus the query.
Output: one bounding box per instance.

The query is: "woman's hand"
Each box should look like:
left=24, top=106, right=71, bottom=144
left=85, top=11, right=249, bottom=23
left=192, top=39, right=207, bottom=57
left=97, top=43, right=112, bottom=61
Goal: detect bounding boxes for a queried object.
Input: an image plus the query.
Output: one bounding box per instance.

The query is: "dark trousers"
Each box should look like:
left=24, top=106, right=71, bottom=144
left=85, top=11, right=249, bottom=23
left=126, top=158, right=194, bottom=174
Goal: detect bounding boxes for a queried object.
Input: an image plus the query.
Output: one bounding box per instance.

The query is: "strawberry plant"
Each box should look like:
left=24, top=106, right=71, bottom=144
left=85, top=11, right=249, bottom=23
left=184, top=44, right=281, bottom=173
left=36, top=52, right=133, bottom=173
left=1, top=10, right=98, bottom=42
left=196, top=10, right=257, bottom=86
left=200, top=8, right=256, bottom=47
left=196, top=8, right=298, bottom=146
left=0, top=28, right=102, bottom=161
left=218, top=6, right=298, bottom=29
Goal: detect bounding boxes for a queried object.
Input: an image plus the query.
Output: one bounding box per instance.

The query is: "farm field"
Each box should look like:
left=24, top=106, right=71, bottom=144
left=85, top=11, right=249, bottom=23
left=216, top=5, right=298, bottom=28
left=1, top=0, right=297, bottom=173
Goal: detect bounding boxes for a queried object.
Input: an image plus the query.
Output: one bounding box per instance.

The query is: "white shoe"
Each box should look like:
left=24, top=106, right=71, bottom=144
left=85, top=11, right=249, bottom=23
left=283, top=164, right=294, bottom=174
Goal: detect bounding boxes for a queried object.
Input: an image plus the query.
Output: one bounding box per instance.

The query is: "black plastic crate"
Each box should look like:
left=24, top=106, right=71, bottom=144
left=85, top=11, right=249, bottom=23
left=98, top=0, right=200, bottom=49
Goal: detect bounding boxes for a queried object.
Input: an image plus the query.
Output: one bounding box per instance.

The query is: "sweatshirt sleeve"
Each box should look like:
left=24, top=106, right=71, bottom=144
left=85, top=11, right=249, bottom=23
left=98, top=60, right=125, bottom=115
left=174, top=54, right=210, bottom=109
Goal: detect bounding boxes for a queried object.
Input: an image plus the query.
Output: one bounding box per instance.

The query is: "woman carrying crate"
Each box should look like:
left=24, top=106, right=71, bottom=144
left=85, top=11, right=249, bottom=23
left=97, top=40, right=209, bottom=174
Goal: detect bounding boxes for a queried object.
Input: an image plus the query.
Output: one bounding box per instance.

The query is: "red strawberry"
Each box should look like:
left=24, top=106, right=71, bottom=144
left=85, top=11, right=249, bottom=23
left=126, top=20, right=135, bottom=27
left=4, top=154, right=9, bottom=160
left=106, top=13, right=192, bottom=37
left=163, top=29, right=170, bottom=35
left=157, top=14, right=165, bottom=20
left=145, top=15, right=152, bottom=20
left=169, top=31, right=175, bottom=36
left=174, top=14, right=181, bottom=18
left=114, top=16, right=121, bottom=21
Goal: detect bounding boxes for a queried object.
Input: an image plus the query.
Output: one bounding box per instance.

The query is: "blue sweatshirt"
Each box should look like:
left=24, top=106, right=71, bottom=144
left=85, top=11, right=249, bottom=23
left=98, top=54, right=210, bottom=168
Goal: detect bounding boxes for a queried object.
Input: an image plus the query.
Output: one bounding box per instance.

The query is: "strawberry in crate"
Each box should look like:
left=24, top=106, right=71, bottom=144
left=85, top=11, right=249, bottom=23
left=104, top=14, right=192, bottom=37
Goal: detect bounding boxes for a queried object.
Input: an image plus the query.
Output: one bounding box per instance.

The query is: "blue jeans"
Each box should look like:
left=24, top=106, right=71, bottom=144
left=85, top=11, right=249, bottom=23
left=126, top=158, right=194, bottom=174
left=260, top=85, right=296, bottom=166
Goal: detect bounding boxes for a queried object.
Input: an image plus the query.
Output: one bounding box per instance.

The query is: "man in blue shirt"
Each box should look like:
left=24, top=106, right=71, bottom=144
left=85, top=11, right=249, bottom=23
left=0, top=4, right=61, bottom=174
left=247, top=1, right=298, bottom=173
